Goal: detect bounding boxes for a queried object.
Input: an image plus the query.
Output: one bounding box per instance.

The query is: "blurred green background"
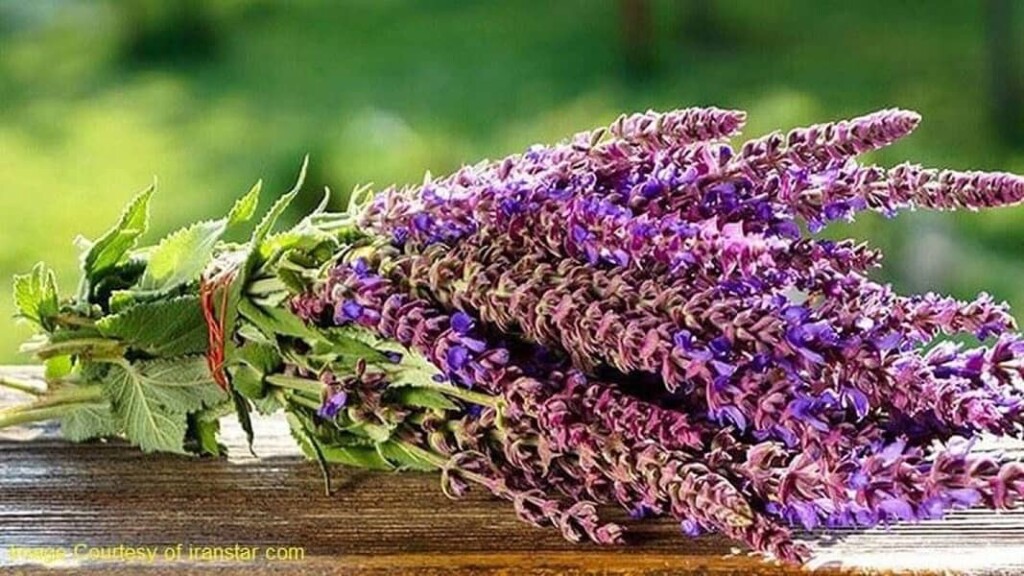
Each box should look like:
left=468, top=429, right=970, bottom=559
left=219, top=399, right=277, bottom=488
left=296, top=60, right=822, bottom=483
left=2, top=0, right=1024, bottom=361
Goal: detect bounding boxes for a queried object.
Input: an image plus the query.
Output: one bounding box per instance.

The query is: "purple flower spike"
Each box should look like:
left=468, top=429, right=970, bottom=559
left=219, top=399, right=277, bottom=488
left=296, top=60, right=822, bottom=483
left=282, top=107, right=1024, bottom=565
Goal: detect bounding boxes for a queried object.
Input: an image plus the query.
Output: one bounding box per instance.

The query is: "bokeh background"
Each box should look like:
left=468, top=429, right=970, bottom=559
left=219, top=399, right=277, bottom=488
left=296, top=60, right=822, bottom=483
left=2, top=0, right=1023, bottom=362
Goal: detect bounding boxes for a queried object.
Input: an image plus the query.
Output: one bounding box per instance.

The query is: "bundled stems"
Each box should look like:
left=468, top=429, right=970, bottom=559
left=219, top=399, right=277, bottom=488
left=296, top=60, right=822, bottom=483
left=4, top=106, right=1024, bottom=566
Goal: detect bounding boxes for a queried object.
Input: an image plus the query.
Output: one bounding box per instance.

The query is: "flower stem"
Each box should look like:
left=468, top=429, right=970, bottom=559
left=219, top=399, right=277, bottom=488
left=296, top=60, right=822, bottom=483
left=266, top=375, right=323, bottom=395
left=0, top=398, right=106, bottom=430
left=396, top=440, right=493, bottom=488
left=0, top=385, right=106, bottom=431
left=266, top=374, right=498, bottom=408
left=52, top=314, right=96, bottom=329
left=420, top=383, right=499, bottom=408
left=26, top=385, right=105, bottom=410
left=22, top=338, right=123, bottom=360
left=395, top=439, right=448, bottom=468
left=285, top=391, right=322, bottom=411
left=0, top=373, right=45, bottom=396
left=0, top=405, right=74, bottom=429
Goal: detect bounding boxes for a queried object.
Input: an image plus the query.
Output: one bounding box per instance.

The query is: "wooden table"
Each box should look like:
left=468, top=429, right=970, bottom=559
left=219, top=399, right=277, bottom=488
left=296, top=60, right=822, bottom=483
left=2, top=367, right=1023, bottom=575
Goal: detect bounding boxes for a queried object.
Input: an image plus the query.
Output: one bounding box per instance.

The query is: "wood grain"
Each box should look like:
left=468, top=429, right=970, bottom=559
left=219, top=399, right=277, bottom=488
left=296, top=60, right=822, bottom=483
left=1, top=367, right=1023, bottom=575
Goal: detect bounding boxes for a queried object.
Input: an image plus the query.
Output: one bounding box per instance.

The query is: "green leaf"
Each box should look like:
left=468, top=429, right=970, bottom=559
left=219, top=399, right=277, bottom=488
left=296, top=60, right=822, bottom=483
left=344, top=421, right=394, bottom=443
left=135, top=181, right=267, bottom=294
left=383, top=344, right=447, bottom=390
left=251, top=393, right=281, bottom=416
left=95, top=296, right=208, bottom=357
left=320, top=444, right=393, bottom=470
left=82, top=185, right=155, bottom=282
left=390, top=387, right=459, bottom=412
left=236, top=340, right=282, bottom=373
left=44, top=355, right=73, bottom=380
left=231, top=364, right=267, bottom=400
left=103, top=357, right=227, bottom=454
left=377, top=440, right=439, bottom=472
left=346, top=182, right=374, bottom=216
left=197, top=400, right=235, bottom=422
left=13, top=263, right=60, bottom=330
left=239, top=299, right=323, bottom=342
left=227, top=180, right=262, bottom=229
left=285, top=409, right=334, bottom=494
left=229, top=158, right=305, bottom=289
left=61, top=403, right=120, bottom=442
left=137, top=219, right=227, bottom=292
left=228, top=341, right=281, bottom=401
left=219, top=158, right=308, bottom=370
left=252, top=156, right=307, bottom=249
left=108, top=290, right=136, bottom=313
left=90, top=258, right=147, bottom=308
left=236, top=322, right=274, bottom=346
left=230, top=390, right=255, bottom=455
left=189, top=415, right=222, bottom=457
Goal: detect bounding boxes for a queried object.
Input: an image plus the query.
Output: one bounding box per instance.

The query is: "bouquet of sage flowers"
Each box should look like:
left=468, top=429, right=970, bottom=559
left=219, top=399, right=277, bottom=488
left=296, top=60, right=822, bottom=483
left=3, top=107, right=1024, bottom=564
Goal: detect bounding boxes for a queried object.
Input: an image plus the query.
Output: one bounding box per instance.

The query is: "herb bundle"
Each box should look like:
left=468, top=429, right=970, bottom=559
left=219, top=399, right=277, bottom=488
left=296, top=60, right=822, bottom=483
left=3, top=108, right=1024, bottom=564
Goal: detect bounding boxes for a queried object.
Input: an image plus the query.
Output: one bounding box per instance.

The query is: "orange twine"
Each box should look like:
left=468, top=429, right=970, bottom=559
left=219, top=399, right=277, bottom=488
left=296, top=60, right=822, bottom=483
left=200, top=272, right=235, bottom=390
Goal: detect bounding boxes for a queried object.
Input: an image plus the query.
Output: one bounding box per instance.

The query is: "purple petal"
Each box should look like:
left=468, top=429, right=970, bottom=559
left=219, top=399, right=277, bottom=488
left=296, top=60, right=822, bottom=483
left=451, top=312, right=475, bottom=335
left=445, top=345, right=470, bottom=371
left=680, top=519, right=703, bottom=537
left=317, top=391, right=348, bottom=419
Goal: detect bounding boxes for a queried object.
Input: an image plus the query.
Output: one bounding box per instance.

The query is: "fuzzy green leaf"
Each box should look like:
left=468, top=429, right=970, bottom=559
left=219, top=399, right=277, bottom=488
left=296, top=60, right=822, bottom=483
left=321, top=326, right=392, bottom=364
left=344, top=421, right=395, bottom=443
left=103, top=357, right=227, bottom=454
left=239, top=299, right=322, bottom=342
left=230, top=389, right=255, bottom=454
left=236, top=340, right=282, bottom=373
left=137, top=180, right=268, bottom=293
left=377, top=441, right=439, bottom=472
left=320, top=444, right=393, bottom=470
left=12, top=263, right=60, bottom=330
left=95, top=296, right=208, bottom=357
left=192, top=416, right=222, bottom=457
left=390, top=387, right=459, bottom=412
left=229, top=341, right=281, bottom=401
left=251, top=393, right=282, bottom=416
left=82, top=185, right=154, bottom=282
left=227, top=180, right=262, bottom=229
left=218, top=159, right=308, bottom=367
left=231, top=364, right=267, bottom=400
left=61, top=403, right=120, bottom=442
left=252, top=157, right=307, bottom=249
left=137, top=220, right=227, bottom=292
left=44, top=355, right=73, bottom=380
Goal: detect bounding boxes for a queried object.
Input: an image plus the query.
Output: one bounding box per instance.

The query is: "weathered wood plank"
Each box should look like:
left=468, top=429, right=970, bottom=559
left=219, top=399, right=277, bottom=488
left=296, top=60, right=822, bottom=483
left=2, top=367, right=1023, bottom=574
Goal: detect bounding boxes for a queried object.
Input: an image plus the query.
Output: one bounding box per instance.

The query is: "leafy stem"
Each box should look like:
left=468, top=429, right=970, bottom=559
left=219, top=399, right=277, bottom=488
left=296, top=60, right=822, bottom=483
left=23, top=338, right=124, bottom=361
left=0, top=372, right=45, bottom=396
left=413, top=382, right=499, bottom=409
left=0, top=384, right=107, bottom=430
left=283, top=390, right=322, bottom=411
left=0, top=384, right=107, bottom=432
left=52, top=313, right=97, bottom=329
left=0, top=404, right=93, bottom=429
left=266, top=374, right=324, bottom=396
left=394, top=440, right=497, bottom=491
left=393, top=440, right=448, bottom=468
left=21, top=384, right=105, bottom=410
